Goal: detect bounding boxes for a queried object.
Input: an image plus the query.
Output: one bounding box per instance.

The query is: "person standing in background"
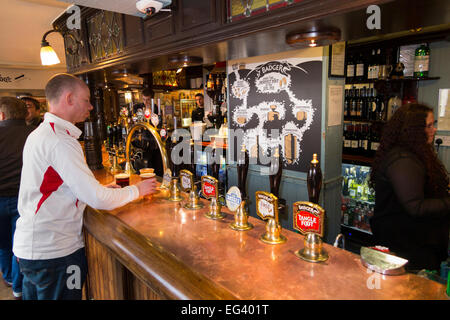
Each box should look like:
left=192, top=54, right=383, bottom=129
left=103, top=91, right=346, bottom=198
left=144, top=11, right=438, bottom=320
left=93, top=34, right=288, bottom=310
left=191, top=93, right=205, bottom=122
left=370, top=103, right=449, bottom=272
left=0, top=97, right=35, bottom=299
left=21, top=97, right=43, bottom=127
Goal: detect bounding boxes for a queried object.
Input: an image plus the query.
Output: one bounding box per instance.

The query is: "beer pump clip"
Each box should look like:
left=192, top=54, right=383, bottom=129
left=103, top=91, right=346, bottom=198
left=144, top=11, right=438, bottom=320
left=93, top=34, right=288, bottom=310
left=255, top=191, right=286, bottom=244
left=202, top=175, right=226, bottom=220
left=180, top=169, right=203, bottom=210
left=158, top=168, right=171, bottom=190
left=293, top=201, right=328, bottom=262
left=227, top=186, right=253, bottom=231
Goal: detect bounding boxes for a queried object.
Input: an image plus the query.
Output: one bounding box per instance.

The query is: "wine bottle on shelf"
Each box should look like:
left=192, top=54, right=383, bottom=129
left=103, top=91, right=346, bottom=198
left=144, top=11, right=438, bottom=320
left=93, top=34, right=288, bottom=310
left=355, top=89, right=361, bottom=119
left=346, top=54, right=355, bottom=82
left=414, top=43, right=430, bottom=78
left=357, top=88, right=364, bottom=119
left=345, top=124, right=352, bottom=155
left=361, top=124, right=369, bottom=156
left=360, top=87, right=368, bottom=120
left=368, top=88, right=376, bottom=121
left=365, top=124, right=372, bottom=157
left=343, top=124, right=350, bottom=154
left=344, top=89, right=350, bottom=118
left=355, top=52, right=366, bottom=82
left=360, top=124, right=367, bottom=155
left=356, top=124, right=363, bottom=155
left=369, top=126, right=380, bottom=157
left=347, top=88, right=353, bottom=118
left=350, top=88, right=357, bottom=118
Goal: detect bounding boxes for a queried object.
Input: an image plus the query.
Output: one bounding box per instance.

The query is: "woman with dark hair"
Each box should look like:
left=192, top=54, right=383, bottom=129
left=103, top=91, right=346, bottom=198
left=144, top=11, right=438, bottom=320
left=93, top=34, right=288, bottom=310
left=369, top=103, right=449, bottom=271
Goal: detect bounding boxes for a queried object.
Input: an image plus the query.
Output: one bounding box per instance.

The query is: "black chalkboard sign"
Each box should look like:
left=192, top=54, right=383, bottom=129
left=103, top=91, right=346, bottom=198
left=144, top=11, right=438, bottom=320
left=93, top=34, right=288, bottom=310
left=228, top=59, right=322, bottom=173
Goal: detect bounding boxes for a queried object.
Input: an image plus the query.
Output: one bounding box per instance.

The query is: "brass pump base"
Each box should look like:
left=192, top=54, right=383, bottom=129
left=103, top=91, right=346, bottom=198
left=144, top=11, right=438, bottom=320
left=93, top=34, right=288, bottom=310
left=295, top=233, right=328, bottom=263
left=260, top=218, right=286, bottom=245
left=184, top=187, right=203, bottom=210
left=205, top=197, right=226, bottom=220
left=167, top=178, right=182, bottom=202
left=230, top=201, right=253, bottom=231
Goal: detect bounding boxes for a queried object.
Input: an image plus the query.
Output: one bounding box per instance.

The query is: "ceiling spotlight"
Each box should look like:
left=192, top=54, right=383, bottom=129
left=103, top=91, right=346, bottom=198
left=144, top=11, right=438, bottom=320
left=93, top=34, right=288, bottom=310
left=286, top=28, right=341, bottom=48
left=40, top=29, right=61, bottom=66
left=168, top=55, right=203, bottom=68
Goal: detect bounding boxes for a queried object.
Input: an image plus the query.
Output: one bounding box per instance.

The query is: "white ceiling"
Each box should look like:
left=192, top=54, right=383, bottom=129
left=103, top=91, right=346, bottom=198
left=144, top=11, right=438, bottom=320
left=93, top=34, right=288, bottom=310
left=0, top=0, right=70, bottom=70
left=60, top=0, right=172, bottom=17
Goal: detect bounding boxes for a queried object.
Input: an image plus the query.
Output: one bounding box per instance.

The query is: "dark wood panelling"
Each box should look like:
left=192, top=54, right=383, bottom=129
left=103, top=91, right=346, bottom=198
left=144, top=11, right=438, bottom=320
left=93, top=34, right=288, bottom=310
left=123, top=14, right=144, bottom=48
left=179, top=0, right=216, bottom=32
left=84, top=232, right=126, bottom=300
left=143, top=13, right=174, bottom=42
left=125, top=270, right=161, bottom=300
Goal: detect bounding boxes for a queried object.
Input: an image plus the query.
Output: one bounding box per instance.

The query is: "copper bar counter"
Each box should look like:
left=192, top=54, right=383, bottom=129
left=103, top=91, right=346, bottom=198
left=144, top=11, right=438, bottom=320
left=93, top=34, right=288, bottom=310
left=82, top=169, right=448, bottom=300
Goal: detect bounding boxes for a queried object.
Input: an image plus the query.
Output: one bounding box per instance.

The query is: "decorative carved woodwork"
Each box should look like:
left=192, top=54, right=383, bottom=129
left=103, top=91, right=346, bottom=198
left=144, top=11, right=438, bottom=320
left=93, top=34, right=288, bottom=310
left=87, top=10, right=124, bottom=62
left=63, top=28, right=89, bottom=70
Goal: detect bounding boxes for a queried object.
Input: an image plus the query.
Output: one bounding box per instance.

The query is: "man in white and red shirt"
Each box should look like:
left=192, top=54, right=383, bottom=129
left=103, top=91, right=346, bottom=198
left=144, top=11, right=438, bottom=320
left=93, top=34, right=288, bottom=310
left=13, top=73, right=157, bottom=300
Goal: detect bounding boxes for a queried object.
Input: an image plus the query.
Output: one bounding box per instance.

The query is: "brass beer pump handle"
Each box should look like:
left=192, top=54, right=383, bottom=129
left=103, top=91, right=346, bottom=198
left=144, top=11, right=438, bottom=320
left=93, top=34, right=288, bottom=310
left=125, top=122, right=170, bottom=174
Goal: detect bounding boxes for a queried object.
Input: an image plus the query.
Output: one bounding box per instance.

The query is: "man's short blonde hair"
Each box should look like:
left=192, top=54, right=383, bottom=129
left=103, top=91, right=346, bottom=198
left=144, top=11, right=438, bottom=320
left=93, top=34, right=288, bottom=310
left=45, top=73, right=85, bottom=104
left=0, top=97, right=27, bottom=120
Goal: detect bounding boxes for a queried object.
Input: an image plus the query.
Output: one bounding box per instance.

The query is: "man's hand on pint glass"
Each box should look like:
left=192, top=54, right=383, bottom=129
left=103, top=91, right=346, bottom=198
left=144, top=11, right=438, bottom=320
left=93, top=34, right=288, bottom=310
left=136, top=177, right=157, bottom=197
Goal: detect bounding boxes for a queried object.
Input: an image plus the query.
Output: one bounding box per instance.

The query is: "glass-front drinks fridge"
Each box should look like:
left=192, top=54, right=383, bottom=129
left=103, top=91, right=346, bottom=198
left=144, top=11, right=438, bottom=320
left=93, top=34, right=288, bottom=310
left=340, top=162, right=375, bottom=253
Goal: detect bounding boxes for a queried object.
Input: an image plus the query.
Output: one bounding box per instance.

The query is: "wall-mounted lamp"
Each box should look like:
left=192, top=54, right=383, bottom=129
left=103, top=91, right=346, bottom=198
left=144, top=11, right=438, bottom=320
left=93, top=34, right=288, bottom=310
left=286, top=28, right=341, bottom=48
left=40, top=29, right=61, bottom=66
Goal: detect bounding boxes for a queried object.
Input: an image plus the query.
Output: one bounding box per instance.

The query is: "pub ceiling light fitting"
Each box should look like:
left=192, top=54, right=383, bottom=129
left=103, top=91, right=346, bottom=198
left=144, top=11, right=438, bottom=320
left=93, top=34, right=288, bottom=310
left=40, top=29, right=61, bottom=66
left=286, top=29, right=341, bottom=48
left=168, top=55, right=203, bottom=68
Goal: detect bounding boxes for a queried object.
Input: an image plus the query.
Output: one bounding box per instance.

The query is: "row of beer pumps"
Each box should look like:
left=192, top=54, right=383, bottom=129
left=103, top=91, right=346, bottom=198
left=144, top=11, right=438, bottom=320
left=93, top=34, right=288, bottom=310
left=160, top=134, right=329, bottom=263
left=105, top=99, right=328, bottom=263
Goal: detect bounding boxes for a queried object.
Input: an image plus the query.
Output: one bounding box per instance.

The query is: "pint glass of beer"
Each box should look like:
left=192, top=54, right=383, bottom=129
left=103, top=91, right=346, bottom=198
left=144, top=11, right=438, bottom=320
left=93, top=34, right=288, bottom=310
left=140, top=172, right=156, bottom=200
left=140, top=168, right=154, bottom=174
left=115, top=173, right=130, bottom=188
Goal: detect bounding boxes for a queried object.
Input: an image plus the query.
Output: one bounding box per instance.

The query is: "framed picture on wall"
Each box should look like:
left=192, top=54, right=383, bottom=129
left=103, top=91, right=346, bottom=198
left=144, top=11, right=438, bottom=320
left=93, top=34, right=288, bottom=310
left=328, top=42, right=346, bottom=78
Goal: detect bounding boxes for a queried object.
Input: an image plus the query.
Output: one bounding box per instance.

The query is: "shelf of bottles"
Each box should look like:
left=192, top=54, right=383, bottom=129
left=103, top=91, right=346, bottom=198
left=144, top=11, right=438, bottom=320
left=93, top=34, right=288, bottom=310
left=341, top=163, right=374, bottom=234
left=343, top=85, right=383, bottom=165
left=342, top=42, right=439, bottom=165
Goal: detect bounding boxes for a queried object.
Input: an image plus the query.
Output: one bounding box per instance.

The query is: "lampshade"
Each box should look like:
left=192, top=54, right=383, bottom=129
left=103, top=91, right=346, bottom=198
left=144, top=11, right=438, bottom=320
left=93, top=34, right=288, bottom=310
left=40, top=41, right=60, bottom=66
left=40, top=29, right=61, bottom=66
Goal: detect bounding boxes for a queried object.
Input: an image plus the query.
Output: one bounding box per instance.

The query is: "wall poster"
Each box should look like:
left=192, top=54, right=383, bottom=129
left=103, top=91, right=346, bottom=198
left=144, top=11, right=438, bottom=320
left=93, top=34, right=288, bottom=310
left=227, top=49, right=323, bottom=173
